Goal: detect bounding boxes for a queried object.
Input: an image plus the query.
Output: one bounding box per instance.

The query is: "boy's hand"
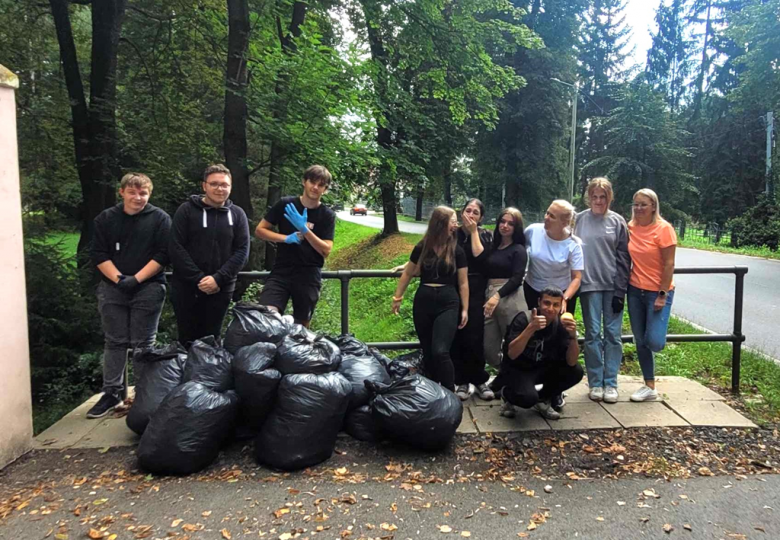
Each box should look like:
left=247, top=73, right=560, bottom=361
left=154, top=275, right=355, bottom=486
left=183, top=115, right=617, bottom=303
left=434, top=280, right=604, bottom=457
left=528, top=308, right=547, bottom=332
left=284, top=233, right=303, bottom=245
left=284, top=203, right=309, bottom=234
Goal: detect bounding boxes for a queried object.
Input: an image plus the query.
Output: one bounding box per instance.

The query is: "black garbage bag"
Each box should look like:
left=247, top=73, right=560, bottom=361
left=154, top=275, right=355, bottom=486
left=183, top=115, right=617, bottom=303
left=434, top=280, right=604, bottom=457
left=368, top=375, right=462, bottom=451
left=343, top=404, right=383, bottom=443
left=386, top=351, right=425, bottom=379
left=223, top=302, right=292, bottom=353
left=126, top=344, right=187, bottom=435
left=275, top=331, right=342, bottom=375
left=337, top=354, right=391, bottom=409
left=255, top=372, right=351, bottom=471
left=330, top=334, right=370, bottom=357
left=233, top=342, right=282, bottom=434
left=368, top=348, right=393, bottom=373
left=184, top=337, right=234, bottom=392
left=137, top=382, right=239, bottom=475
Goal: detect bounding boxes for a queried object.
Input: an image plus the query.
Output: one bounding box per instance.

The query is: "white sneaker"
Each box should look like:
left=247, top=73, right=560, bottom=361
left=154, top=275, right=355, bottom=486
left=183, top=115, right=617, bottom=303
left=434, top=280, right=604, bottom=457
left=499, top=398, right=516, bottom=418
left=603, top=387, right=619, bottom=403
left=475, top=383, right=495, bottom=401
left=630, top=385, right=658, bottom=402
left=455, top=384, right=471, bottom=401
left=534, top=401, right=561, bottom=420
left=588, top=387, right=604, bottom=402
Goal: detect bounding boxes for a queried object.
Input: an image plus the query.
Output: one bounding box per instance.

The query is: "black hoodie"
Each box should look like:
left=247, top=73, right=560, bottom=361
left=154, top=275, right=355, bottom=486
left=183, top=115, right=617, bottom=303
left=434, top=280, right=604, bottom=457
left=169, top=195, right=250, bottom=293
left=91, top=203, right=172, bottom=285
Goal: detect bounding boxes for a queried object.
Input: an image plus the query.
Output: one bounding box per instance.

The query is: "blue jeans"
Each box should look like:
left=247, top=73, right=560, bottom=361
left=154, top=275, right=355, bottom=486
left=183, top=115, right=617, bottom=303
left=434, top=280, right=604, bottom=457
left=581, top=291, right=624, bottom=389
left=97, top=281, right=166, bottom=395
left=627, top=285, right=674, bottom=381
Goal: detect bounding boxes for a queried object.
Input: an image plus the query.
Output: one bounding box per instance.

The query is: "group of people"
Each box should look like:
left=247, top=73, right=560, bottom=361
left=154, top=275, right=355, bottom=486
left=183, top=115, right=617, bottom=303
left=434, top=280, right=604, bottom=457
left=88, top=164, right=335, bottom=419
left=391, top=178, right=677, bottom=421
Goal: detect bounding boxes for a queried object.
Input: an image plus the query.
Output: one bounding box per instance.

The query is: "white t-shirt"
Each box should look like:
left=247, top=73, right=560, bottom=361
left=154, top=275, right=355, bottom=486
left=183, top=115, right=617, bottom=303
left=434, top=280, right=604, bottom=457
left=524, top=223, right=584, bottom=292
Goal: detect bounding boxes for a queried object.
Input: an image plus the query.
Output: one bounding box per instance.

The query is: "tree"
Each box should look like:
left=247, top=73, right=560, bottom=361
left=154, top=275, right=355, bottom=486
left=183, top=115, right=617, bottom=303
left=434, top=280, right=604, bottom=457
left=646, top=0, right=693, bottom=111
left=49, top=0, right=127, bottom=260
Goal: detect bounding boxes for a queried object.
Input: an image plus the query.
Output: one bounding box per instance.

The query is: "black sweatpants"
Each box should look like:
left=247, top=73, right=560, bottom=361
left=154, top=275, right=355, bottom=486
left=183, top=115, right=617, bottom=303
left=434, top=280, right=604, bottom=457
left=452, top=274, right=490, bottom=386
left=523, top=282, right=576, bottom=314
left=413, top=285, right=460, bottom=391
left=171, top=279, right=233, bottom=347
left=501, top=361, right=584, bottom=409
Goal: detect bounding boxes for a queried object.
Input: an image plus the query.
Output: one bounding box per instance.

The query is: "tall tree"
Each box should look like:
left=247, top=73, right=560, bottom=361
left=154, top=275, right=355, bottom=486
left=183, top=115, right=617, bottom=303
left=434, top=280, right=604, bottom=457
left=646, top=0, right=693, bottom=111
left=49, top=0, right=127, bottom=258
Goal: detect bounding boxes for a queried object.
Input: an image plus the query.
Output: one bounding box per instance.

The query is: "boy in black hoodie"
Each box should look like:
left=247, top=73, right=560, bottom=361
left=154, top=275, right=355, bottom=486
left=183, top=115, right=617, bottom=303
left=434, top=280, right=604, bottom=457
left=169, top=164, right=250, bottom=346
left=89, top=173, right=172, bottom=419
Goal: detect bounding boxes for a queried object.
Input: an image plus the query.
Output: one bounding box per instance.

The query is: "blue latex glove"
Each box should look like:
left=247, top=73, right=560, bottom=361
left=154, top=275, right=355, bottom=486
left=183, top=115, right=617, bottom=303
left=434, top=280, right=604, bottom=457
left=284, top=233, right=302, bottom=245
left=284, top=203, right=309, bottom=234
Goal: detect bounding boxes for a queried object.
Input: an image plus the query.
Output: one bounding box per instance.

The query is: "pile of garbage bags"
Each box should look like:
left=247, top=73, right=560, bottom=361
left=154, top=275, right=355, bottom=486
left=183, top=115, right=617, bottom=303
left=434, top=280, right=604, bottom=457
left=131, top=302, right=462, bottom=475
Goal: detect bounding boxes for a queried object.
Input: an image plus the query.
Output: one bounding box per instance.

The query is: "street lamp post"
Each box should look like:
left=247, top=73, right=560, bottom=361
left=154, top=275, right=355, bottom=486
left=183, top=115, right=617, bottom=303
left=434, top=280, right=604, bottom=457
left=551, top=77, right=578, bottom=202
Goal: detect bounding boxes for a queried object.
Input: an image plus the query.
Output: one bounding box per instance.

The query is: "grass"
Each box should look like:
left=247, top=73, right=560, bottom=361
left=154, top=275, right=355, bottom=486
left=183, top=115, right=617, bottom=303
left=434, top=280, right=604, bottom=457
left=678, top=234, right=780, bottom=260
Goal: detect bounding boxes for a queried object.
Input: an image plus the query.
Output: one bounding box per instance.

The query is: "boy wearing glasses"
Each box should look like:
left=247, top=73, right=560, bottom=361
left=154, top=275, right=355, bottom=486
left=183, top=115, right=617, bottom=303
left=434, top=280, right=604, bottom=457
left=255, top=165, right=335, bottom=327
left=169, top=164, right=250, bottom=345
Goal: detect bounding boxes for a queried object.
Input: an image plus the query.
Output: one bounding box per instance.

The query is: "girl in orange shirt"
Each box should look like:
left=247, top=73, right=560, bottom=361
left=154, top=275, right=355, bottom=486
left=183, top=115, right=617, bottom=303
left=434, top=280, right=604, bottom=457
left=626, top=189, right=677, bottom=402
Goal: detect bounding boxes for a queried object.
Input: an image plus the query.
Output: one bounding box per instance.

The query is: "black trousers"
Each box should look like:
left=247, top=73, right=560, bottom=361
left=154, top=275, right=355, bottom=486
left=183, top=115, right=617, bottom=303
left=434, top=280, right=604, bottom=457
left=413, top=285, right=459, bottom=391
left=452, top=274, right=490, bottom=386
left=501, top=361, right=584, bottom=409
left=523, top=282, right=576, bottom=314
left=171, top=279, right=233, bottom=347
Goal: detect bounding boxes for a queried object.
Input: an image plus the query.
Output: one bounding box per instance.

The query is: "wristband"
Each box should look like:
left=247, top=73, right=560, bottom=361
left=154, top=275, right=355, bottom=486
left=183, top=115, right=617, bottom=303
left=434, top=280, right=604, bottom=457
left=392, top=296, right=403, bottom=302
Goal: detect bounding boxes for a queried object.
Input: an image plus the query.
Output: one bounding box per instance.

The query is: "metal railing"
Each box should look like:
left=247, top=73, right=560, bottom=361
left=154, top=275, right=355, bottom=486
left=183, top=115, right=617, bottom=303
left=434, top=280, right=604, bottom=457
left=236, top=265, right=748, bottom=393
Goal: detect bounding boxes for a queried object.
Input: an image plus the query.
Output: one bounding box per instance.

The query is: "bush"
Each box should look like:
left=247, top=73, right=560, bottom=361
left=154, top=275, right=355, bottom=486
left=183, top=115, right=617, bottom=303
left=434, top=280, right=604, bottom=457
left=727, top=197, right=780, bottom=250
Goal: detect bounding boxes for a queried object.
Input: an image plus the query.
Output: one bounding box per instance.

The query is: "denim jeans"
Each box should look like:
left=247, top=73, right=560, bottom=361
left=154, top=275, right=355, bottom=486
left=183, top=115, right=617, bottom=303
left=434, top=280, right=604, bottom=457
left=97, top=281, right=166, bottom=395
left=627, top=285, right=675, bottom=381
left=581, top=291, right=624, bottom=389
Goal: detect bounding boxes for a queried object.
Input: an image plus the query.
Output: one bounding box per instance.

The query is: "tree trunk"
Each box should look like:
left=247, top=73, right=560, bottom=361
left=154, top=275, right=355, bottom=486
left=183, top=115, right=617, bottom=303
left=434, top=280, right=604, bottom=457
left=224, top=0, right=252, bottom=221
left=443, top=160, right=453, bottom=207
left=264, top=2, right=308, bottom=269
left=51, top=0, right=126, bottom=262
left=415, top=182, right=424, bottom=221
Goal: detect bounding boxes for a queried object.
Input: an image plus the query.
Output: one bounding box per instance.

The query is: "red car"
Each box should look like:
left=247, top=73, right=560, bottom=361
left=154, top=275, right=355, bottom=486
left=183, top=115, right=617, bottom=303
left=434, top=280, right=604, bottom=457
left=350, top=204, right=367, bottom=216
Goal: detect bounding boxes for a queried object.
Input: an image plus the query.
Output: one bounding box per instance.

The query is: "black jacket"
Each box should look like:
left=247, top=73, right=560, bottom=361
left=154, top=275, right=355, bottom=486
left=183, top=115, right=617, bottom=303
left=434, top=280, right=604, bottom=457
left=169, top=195, right=250, bottom=293
left=91, top=203, right=171, bottom=285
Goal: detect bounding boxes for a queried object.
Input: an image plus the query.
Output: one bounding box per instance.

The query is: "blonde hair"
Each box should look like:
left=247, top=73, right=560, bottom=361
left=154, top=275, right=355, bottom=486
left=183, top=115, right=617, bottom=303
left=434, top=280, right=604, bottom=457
left=587, top=177, right=613, bottom=208
left=120, top=172, right=153, bottom=192
left=631, top=188, right=661, bottom=224
left=550, top=199, right=576, bottom=233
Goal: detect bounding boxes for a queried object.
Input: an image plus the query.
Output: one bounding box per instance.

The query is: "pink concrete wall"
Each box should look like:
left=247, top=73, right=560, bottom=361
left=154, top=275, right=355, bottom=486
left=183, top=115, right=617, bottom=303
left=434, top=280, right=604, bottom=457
left=0, top=64, right=33, bottom=469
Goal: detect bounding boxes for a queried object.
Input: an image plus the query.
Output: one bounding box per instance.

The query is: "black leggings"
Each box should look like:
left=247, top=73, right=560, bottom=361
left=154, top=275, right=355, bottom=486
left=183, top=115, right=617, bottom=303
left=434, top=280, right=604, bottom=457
left=502, top=362, right=584, bottom=409
left=523, top=282, right=576, bottom=314
left=413, top=285, right=460, bottom=391
left=451, top=274, right=490, bottom=386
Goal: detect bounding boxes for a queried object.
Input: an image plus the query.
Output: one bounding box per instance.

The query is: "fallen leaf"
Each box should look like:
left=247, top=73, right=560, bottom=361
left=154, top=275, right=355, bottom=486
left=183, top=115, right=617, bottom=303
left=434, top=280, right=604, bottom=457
left=461, top=532, right=471, bottom=538
left=98, top=447, right=110, bottom=454
left=663, top=524, right=674, bottom=534
left=617, top=501, right=626, bottom=506
left=526, top=522, right=537, bottom=531
left=171, top=519, right=183, bottom=528
left=438, top=525, right=452, bottom=533
left=517, top=534, right=529, bottom=538
left=684, top=524, right=692, bottom=531
left=87, top=529, right=104, bottom=539
left=390, top=503, right=397, bottom=514
left=596, top=516, right=605, bottom=522
left=202, top=511, right=212, bottom=517
left=755, top=526, right=766, bottom=533
left=221, top=528, right=232, bottom=540
left=698, top=467, right=714, bottom=476
left=335, top=467, right=349, bottom=476
left=640, top=517, right=650, bottom=523
left=55, top=535, right=68, bottom=540
left=544, top=485, right=552, bottom=493
left=273, top=508, right=291, bottom=519
left=92, top=499, right=109, bottom=506
left=381, top=523, right=398, bottom=532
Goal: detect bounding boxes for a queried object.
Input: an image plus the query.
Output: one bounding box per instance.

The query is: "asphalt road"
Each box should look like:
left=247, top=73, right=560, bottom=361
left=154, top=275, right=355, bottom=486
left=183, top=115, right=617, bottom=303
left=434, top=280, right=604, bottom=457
left=338, top=212, right=780, bottom=359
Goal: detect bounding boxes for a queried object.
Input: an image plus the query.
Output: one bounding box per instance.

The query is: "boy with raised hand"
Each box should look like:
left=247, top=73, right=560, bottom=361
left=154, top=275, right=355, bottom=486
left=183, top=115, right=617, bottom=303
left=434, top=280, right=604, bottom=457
left=88, top=172, right=172, bottom=419
left=169, top=164, right=251, bottom=345
left=255, top=165, right=336, bottom=327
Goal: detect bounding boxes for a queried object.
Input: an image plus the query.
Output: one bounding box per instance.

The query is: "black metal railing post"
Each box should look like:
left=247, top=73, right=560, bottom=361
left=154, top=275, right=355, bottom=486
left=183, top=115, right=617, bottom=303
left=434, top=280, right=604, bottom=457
left=339, top=272, right=350, bottom=335
left=732, top=267, right=747, bottom=393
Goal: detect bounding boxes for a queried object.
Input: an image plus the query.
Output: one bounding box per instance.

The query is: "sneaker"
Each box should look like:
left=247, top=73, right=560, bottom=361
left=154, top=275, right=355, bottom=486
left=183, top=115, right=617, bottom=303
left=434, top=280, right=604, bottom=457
left=603, top=387, right=619, bottom=404
left=630, top=385, right=658, bottom=402
left=86, top=392, right=123, bottom=419
left=499, top=398, right=516, bottom=418
left=534, top=401, right=561, bottom=420
left=588, top=387, right=604, bottom=402
left=455, top=384, right=471, bottom=401
left=475, top=383, right=495, bottom=401
left=551, top=393, right=566, bottom=411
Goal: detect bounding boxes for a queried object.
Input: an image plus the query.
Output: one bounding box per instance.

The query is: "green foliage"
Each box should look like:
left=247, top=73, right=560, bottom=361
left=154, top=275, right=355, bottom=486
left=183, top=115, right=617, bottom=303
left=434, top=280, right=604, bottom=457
left=728, top=197, right=780, bottom=250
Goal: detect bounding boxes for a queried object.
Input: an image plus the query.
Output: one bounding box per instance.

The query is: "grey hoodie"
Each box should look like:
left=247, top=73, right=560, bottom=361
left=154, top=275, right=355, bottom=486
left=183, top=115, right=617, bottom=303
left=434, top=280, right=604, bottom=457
left=573, top=209, right=630, bottom=298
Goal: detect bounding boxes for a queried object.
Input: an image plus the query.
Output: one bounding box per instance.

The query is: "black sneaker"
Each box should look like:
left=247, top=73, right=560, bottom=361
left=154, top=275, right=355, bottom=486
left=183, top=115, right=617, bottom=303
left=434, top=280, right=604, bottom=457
left=551, top=393, right=566, bottom=412
left=86, top=393, right=123, bottom=419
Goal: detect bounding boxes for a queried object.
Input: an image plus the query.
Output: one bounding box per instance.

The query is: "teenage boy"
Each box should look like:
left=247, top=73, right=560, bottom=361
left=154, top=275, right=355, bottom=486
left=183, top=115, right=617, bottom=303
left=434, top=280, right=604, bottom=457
left=255, top=165, right=335, bottom=327
left=88, top=173, right=171, bottom=418
left=498, top=286, right=584, bottom=420
left=169, top=164, right=250, bottom=345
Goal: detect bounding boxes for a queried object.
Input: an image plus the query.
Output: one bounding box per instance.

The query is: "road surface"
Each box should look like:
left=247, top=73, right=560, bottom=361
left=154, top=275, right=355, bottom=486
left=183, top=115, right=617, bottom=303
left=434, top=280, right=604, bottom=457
left=338, top=211, right=780, bottom=359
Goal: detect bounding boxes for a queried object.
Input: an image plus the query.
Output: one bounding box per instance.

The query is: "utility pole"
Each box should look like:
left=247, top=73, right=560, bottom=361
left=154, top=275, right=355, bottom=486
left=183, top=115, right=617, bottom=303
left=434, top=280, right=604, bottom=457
left=551, top=78, right=578, bottom=201
left=766, top=111, right=774, bottom=197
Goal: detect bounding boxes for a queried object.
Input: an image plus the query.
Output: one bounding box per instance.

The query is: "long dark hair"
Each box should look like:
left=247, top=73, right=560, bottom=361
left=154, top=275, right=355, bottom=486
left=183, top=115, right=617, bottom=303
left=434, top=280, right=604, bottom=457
left=419, top=206, right=457, bottom=272
left=461, top=198, right=486, bottom=225
left=493, top=207, right=525, bottom=249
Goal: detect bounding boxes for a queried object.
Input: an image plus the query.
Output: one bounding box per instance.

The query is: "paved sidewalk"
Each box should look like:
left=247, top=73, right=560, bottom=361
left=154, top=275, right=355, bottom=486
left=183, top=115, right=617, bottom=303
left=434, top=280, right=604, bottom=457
left=34, top=376, right=755, bottom=451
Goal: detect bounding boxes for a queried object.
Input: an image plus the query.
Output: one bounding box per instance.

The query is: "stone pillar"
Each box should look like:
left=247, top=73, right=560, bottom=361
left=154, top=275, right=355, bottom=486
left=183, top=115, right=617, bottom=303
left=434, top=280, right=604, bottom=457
left=0, top=64, right=32, bottom=469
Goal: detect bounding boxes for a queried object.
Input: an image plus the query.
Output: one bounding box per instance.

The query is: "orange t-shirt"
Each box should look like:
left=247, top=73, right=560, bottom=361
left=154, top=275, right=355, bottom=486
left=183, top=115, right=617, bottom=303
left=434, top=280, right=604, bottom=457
left=628, top=219, right=677, bottom=291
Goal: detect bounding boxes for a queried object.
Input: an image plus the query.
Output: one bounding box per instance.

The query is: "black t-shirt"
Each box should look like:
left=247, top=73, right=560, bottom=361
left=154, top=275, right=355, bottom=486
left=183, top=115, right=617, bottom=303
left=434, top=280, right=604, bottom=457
left=502, top=311, right=570, bottom=370
left=456, top=227, right=493, bottom=274
left=410, top=241, right=467, bottom=286
left=485, top=244, right=527, bottom=297
left=264, top=196, right=336, bottom=269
